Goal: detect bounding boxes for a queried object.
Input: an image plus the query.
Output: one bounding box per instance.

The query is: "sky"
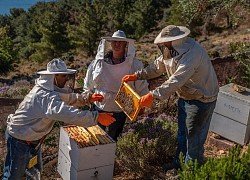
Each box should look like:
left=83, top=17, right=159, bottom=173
left=0, top=0, right=55, bottom=15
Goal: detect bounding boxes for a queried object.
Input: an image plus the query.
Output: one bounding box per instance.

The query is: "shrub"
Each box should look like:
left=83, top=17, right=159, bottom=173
left=116, top=116, right=177, bottom=174
left=179, top=145, right=250, bottom=179
left=230, top=42, right=250, bottom=88
left=0, top=80, right=32, bottom=99
left=0, top=48, right=13, bottom=74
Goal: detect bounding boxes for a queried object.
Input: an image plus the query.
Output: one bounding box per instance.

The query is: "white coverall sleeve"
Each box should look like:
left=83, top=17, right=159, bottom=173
left=136, top=56, right=166, bottom=80
left=82, top=61, right=96, bottom=95
left=151, top=53, right=199, bottom=100
left=132, top=59, right=149, bottom=96
left=42, top=94, right=99, bottom=127
left=58, top=92, right=90, bottom=107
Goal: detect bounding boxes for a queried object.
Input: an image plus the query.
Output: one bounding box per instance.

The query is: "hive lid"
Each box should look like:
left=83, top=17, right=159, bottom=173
left=219, top=83, right=250, bottom=104
left=115, top=82, right=141, bottom=121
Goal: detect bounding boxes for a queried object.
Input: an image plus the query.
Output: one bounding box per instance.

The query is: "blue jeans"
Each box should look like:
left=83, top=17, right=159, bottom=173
left=3, top=131, right=42, bottom=180
left=94, top=105, right=127, bottom=141
left=175, top=98, right=216, bottom=166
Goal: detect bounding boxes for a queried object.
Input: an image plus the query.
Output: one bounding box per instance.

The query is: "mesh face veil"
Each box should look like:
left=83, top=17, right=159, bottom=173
left=157, top=44, right=171, bottom=60
left=65, top=73, right=76, bottom=90
left=104, top=40, right=128, bottom=58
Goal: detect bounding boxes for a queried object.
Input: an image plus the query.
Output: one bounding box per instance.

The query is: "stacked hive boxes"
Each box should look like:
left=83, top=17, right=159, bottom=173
left=210, top=83, right=250, bottom=145
left=57, top=125, right=116, bottom=180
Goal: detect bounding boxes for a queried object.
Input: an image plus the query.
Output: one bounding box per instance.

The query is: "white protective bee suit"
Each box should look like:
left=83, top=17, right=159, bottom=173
left=7, top=72, right=98, bottom=142
left=83, top=36, right=149, bottom=112
left=132, top=25, right=219, bottom=170
left=136, top=37, right=219, bottom=102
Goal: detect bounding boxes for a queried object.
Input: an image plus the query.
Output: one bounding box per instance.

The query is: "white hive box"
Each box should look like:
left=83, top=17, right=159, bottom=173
left=57, top=125, right=116, bottom=180
left=210, top=83, right=250, bottom=145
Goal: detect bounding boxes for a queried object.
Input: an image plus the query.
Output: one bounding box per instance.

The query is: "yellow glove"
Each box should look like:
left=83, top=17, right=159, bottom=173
left=122, top=74, right=137, bottom=83
left=90, top=94, right=104, bottom=103
left=97, top=113, right=116, bottom=126
left=139, top=93, right=154, bottom=108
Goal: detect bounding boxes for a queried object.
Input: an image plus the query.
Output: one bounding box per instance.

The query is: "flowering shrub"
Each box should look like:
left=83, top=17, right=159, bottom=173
left=75, top=75, right=84, bottom=88
left=0, top=80, right=32, bottom=99
left=0, top=84, right=10, bottom=97
left=116, top=114, right=177, bottom=174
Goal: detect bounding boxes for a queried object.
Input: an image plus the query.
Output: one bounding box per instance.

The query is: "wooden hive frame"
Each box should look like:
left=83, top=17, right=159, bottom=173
left=115, top=82, right=141, bottom=121
left=63, top=125, right=115, bottom=148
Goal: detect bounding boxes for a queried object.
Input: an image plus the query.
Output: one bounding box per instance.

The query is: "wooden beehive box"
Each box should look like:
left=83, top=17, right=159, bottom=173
left=115, top=82, right=141, bottom=121
left=209, top=83, right=250, bottom=145
left=57, top=125, right=116, bottom=180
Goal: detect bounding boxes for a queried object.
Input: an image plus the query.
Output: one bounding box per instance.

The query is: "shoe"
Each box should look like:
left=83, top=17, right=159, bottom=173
left=162, top=161, right=181, bottom=172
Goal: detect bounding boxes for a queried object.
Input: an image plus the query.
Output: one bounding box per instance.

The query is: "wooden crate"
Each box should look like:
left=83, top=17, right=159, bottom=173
left=57, top=125, right=116, bottom=180
left=210, top=83, right=250, bottom=145
left=115, top=82, right=141, bottom=121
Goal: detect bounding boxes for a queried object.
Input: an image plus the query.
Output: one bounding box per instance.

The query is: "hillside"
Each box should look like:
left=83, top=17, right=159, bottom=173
left=0, top=11, right=249, bottom=82
left=1, top=28, right=249, bottom=83
left=0, top=25, right=249, bottom=179
left=0, top=4, right=250, bottom=178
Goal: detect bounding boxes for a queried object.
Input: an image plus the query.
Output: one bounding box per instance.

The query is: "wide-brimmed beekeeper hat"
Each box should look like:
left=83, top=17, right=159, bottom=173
left=102, top=30, right=135, bottom=42
left=154, top=25, right=190, bottom=44
left=37, top=58, right=76, bottom=74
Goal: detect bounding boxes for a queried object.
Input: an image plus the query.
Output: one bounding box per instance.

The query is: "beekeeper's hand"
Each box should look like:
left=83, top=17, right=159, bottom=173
left=122, top=74, right=137, bottom=83
left=90, top=94, right=104, bottom=103
left=97, top=113, right=116, bottom=126
left=139, top=93, right=154, bottom=108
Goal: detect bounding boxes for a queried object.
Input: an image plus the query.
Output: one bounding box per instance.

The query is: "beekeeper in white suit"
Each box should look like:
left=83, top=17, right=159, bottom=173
left=83, top=30, right=149, bottom=141
left=122, top=25, right=219, bottom=171
left=3, top=58, right=115, bottom=180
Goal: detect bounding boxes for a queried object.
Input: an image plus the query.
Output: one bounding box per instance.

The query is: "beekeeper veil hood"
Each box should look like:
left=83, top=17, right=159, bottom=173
left=36, top=58, right=77, bottom=91
left=95, top=30, right=136, bottom=61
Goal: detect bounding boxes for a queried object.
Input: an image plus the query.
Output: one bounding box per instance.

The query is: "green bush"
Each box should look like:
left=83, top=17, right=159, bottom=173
left=0, top=48, right=13, bottom=74
left=116, top=116, right=177, bottom=174
left=179, top=145, right=250, bottom=179
left=230, top=42, right=250, bottom=88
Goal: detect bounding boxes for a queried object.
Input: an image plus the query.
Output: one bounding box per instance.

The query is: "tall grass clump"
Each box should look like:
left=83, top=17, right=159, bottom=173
left=116, top=114, right=178, bottom=174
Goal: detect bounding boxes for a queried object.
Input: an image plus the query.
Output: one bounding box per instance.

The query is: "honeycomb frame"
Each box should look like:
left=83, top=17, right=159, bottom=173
left=115, top=82, right=141, bottom=121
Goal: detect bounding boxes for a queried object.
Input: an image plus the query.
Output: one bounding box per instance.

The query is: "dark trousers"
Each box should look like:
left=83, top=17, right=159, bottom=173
left=3, top=130, right=42, bottom=180
left=94, top=105, right=127, bottom=141
left=175, top=98, right=216, bottom=166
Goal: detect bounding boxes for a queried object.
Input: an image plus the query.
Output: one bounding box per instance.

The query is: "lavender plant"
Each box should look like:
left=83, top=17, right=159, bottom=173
left=116, top=115, right=177, bottom=174
left=0, top=84, right=10, bottom=97
left=0, top=80, right=32, bottom=99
